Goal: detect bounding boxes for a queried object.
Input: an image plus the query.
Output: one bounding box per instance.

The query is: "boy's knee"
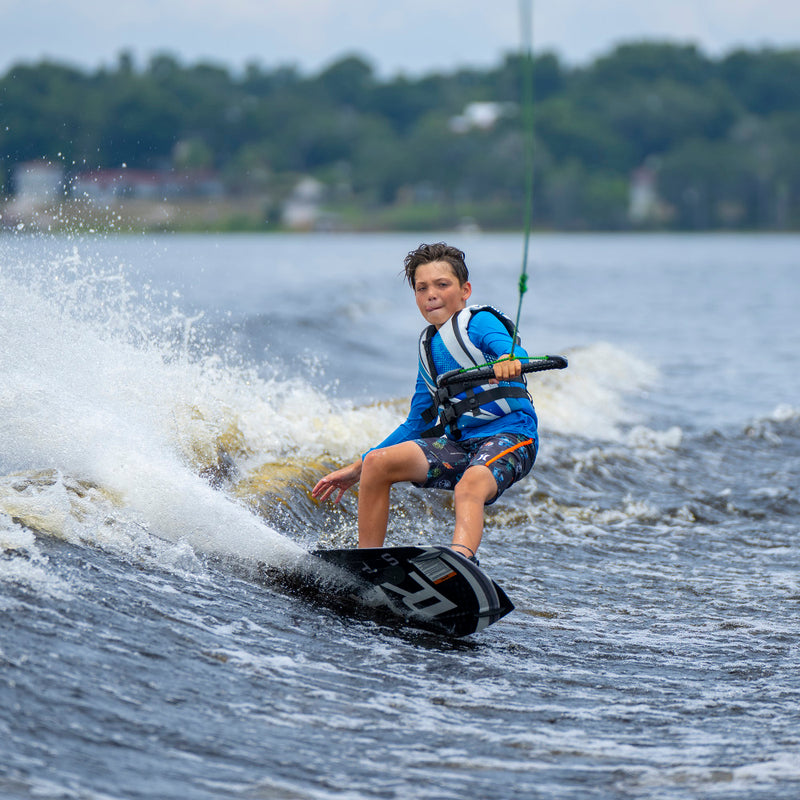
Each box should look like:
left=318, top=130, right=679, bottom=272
left=361, top=449, right=385, bottom=481
left=454, top=467, right=497, bottom=504
left=361, top=447, right=403, bottom=484
left=362, top=443, right=428, bottom=486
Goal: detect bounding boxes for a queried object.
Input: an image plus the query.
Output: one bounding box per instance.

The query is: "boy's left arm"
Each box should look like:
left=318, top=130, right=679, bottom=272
left=471, top=311, right=526, bottom=381
left=493, top=356, right=523, bottom=381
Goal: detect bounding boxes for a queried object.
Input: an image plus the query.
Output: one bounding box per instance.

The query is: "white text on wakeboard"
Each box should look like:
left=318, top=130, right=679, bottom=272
left=380, top=572, right=458, bottom=617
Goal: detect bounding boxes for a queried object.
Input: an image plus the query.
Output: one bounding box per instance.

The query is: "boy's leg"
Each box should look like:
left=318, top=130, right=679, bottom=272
left=357, top=441, right=429, bottom=547
left=451, top=465, right=498, bottom=559
left=450, top=433, right=537, bottom=558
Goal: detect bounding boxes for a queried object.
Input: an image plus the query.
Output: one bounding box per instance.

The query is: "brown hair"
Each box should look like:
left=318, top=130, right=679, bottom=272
left=403, top=242, right=468, bottom=288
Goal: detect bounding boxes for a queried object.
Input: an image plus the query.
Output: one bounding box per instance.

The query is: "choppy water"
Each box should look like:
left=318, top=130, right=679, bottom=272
left=1, top=232, right=799, bottom=799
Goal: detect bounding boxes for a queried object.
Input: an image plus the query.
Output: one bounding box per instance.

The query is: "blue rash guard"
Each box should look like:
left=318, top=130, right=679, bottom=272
left=371, top=309, right=539, bottom=452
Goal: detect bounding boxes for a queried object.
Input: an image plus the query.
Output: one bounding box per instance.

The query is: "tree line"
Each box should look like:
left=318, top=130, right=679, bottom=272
left=1, top=42, right=800, bottom=230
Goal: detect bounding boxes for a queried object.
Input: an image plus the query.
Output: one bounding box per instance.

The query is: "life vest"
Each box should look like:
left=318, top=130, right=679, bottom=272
left=418, top=305, right=531, bottom=438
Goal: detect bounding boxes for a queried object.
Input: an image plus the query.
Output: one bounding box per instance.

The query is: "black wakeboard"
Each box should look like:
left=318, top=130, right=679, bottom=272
left=311, top=545, right=514, bottom=637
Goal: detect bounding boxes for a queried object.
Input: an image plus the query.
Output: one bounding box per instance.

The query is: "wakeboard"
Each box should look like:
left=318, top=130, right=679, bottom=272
left=311, top=545, right=514, bottom=637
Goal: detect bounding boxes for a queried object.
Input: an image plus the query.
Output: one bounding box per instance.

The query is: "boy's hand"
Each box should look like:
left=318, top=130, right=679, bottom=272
left=492, top=355, right=522, bottom=382
left=311, top=459, right=362, bottom=504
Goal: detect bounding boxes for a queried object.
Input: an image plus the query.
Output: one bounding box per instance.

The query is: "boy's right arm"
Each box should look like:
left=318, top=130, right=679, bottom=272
left=361, top=371, right=432, bottom=456
left=313, top=372, right=432, bottom=505
left=311, top=459, right=362, bottom=504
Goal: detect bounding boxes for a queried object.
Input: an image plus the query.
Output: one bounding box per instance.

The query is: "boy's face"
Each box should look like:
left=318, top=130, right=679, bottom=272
left=413, top=260, right=472, bottom=329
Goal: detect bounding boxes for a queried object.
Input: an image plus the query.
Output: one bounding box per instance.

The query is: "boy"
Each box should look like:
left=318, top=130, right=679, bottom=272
left=311, top=242, right=538, bottom=561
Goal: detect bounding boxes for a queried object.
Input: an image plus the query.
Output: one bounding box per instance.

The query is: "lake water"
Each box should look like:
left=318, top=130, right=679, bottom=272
left=1, top=231, right=799, bottom=799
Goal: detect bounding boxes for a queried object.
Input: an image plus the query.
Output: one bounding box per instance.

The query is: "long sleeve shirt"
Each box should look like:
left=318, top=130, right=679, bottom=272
left=370, top=309, right=539, bottom=452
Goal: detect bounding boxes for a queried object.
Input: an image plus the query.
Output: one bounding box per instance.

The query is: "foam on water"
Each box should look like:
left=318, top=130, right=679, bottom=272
left=1, top=246, right=309, bottom=572
left=0, top=513, right=72, bottom=603
left=3, top=233, right=799, bottom=800
left=531, top=341, right=658, bottom=441
left=1, top=240, right=665, bottom=588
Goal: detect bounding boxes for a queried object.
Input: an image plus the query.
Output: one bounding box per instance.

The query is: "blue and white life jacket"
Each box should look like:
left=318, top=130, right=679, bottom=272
left=418, top=305, right=531, bottom=438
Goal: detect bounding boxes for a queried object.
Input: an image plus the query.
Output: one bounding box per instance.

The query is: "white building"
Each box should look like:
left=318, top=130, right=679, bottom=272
left=450, top=102, right=514, bottom=134
left=282, top=177, right=325, bottom=230
left=13, top=161, right=64, bottom=208
left=629, top=163, right=660, bottom=224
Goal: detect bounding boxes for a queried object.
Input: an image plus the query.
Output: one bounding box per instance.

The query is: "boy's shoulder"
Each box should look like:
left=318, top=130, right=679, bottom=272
left=464, top=305, right=514, bottom=332
left=463, top=306, right=520, bottom=351
left=419, top=306, right=515, bottom=344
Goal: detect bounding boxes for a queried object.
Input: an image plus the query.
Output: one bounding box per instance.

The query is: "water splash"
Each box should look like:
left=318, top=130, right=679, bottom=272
left=1, top=237, right=665, bottom=578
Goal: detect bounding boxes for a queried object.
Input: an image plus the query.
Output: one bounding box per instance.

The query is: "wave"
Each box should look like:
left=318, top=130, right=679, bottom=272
left=531, top=341, right=658, bottom=441
left=1, top=246, right=305, bottom=574
left=0, top=240, right=691, bottom=590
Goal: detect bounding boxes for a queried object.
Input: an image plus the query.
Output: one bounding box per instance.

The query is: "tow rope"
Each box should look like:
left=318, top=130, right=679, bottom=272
left=446, top=0, right=541, bottom=378
left=510, top=0, right=535, bottom=360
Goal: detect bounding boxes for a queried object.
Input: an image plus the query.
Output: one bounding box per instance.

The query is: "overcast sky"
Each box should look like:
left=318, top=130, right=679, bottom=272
left=1, top=0, right=798, bottom=77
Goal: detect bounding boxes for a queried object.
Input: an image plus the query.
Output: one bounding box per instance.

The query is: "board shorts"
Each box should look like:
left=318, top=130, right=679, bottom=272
left=412, top=433, right=537, bottom=505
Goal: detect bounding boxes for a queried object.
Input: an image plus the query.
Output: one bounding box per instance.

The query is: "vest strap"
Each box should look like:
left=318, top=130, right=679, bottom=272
left=416, top=306, right=528, bottom=438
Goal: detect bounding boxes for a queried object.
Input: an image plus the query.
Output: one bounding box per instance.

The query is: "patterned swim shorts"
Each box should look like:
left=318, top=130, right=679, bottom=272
left=412, top=433, right=537, bottom=505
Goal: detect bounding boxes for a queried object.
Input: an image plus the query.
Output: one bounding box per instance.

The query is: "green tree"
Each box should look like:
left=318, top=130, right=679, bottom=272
left=3, top=42, right=800, bottom=230
left=719, top=48, right=800, bottom=116
left=315, top=55, right=374, bottom=107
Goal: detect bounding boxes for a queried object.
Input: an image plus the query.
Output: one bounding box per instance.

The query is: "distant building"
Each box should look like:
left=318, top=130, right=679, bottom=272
left=282, top=177, right=325, bottom=230
left=13, top=161, right=64, bottom=208
left=629, top=162, right=661, bottom=224
left=73, top=169, right=158, bottom=202
left=450, top=102, right=514, bottom=134
left=72, top=168, right=225, bottom=202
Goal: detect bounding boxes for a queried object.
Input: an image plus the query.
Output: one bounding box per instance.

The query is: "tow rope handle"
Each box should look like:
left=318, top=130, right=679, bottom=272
left=437, top=355, right=567, bottom=391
